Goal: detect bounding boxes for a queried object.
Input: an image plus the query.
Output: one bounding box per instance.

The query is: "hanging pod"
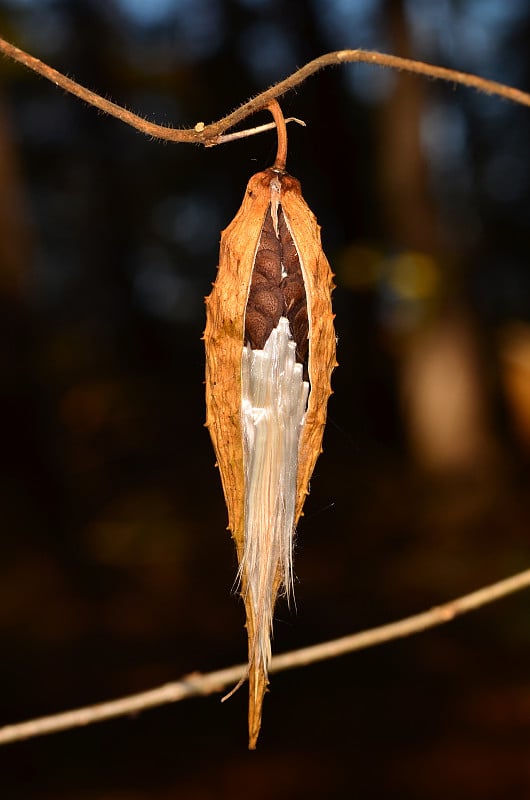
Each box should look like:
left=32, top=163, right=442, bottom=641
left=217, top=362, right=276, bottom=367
left=204, top=102, right=336, bottom=748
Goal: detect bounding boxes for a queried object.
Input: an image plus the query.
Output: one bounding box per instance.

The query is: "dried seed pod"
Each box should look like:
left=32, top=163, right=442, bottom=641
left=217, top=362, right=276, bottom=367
left=204, top=152, right=335, bottom=748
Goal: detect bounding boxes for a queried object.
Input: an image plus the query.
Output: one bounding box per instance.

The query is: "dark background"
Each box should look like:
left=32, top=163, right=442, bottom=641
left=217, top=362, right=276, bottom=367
left=1, top=1, right=530, bottom=798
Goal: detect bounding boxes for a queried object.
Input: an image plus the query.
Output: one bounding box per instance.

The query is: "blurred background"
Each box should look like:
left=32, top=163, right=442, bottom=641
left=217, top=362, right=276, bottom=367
left=0, top=0, right=530, bottom=797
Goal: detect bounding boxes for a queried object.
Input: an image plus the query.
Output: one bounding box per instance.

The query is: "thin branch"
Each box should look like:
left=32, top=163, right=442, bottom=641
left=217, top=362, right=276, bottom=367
left=211, top=117, right=305, bottom=146
left=1, top=566, right=530, bottom=746
left=1, top=36, right=529, bottom=147
left=1, top=32, right=530, bottom=748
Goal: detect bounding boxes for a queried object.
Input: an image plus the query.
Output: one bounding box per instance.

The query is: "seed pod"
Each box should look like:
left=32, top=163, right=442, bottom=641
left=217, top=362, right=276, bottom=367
left=204, top=163, right=336, bottom=748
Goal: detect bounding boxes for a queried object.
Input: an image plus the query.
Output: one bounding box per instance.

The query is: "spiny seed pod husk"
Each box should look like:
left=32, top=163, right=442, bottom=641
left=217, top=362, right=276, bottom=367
left=204, top=167, right=336, bottom=748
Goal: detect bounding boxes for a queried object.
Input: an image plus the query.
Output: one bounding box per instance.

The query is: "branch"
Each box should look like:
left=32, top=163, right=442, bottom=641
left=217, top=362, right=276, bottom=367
left=1, top=32, right=530, bottom=747
left=1, top=566, right=530, bottom=746
left=1, top=36, right=529, bottom=147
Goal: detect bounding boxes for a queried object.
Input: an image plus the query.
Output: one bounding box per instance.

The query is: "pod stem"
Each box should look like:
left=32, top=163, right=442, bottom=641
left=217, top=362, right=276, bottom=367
left=267, top=100, right=288, bottom=172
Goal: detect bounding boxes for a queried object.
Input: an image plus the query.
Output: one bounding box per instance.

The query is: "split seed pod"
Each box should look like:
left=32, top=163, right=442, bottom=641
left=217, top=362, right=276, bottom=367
left=204, top=103, right=336, bottom=748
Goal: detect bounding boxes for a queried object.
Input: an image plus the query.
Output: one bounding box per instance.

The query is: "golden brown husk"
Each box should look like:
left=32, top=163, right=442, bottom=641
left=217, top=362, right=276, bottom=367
left=204, top=168, right=336, bottom=748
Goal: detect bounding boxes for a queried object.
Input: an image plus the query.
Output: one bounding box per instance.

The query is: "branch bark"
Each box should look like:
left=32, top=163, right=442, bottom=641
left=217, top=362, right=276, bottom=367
left=1, top=36, right=529, bottom=146
left=1, top=566, right=529, bottom=746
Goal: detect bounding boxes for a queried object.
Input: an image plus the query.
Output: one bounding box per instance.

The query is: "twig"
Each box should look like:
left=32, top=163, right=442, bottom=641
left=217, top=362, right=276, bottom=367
left=1, top=36, right=529, bottom=147
left=1, top=566, right=530, bottom=746
left=209, top=117, right=305, bottom=146
left=1, top=32, right=529, bottom=748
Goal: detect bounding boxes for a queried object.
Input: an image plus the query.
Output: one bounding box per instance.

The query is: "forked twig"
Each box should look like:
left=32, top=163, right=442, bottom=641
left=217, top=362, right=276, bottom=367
left=210, top=117, right=305, bottom=146
left=1, top=36, right=529, bottom=147
left=1, top=566, right=529, bottom=746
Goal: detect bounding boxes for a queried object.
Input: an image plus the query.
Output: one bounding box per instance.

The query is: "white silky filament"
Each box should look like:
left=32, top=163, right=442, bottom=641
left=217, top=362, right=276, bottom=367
left=241, top=316, right=309, bottom=675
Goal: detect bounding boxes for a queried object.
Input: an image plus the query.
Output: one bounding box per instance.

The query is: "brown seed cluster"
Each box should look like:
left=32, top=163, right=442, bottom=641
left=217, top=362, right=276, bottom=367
left=245, top=205, right=309, bottom=365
